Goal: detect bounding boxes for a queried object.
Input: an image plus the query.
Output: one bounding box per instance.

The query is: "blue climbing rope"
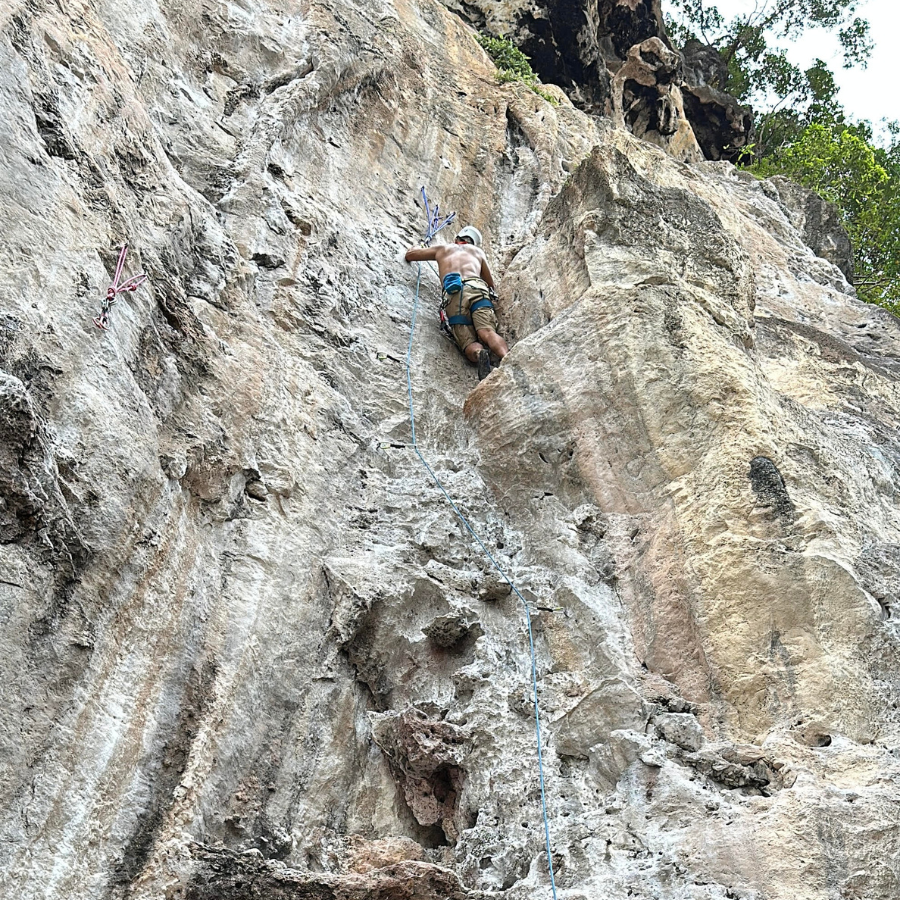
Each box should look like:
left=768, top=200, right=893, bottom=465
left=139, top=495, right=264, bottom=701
left=404, top=190, right=558, bottom=900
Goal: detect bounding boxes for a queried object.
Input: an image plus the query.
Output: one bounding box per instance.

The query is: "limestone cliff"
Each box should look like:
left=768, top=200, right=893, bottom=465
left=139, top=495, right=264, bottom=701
left=1, top=2, right=899, bottom=900
left=441, top=0, right=752, bottom=161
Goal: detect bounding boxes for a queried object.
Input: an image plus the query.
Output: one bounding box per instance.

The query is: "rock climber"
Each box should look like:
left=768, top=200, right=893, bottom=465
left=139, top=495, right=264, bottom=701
left=405, top=226, right=509, bottom=380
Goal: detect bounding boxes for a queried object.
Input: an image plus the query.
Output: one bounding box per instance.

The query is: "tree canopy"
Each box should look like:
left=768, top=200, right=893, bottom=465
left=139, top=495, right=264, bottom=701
left=666, top=0, right=872, bottom=157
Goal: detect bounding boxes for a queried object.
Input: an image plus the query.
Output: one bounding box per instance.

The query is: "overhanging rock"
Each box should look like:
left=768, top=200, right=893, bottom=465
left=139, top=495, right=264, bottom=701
left=444, top=0, right=752, bottom=161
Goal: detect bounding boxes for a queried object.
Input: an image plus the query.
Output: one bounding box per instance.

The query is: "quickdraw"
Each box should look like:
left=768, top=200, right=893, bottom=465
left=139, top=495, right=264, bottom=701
left=93, top=244, right=148, bottom=330
left=420, top=186, right=456, bottom=246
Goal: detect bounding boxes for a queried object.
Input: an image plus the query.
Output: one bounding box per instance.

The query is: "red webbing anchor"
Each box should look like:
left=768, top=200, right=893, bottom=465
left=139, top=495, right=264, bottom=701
left=92, top=244, right=148, bottom=330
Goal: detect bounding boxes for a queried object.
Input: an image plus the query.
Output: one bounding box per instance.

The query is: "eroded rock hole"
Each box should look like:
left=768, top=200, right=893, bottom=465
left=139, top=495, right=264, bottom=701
left=623, top=80, right=662, bottom=132
left=430, top=765, right=456, bottom=804
left=416, top=823, right=450, bottom=849
left=422, top=614, right=483, bottom=652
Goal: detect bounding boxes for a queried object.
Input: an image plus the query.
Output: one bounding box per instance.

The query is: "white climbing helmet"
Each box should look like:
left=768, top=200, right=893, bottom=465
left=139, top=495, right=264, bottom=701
left=455, top=225, right=483, bottom=247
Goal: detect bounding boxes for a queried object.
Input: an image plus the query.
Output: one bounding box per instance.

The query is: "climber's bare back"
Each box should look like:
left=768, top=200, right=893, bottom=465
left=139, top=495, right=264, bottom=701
left=405, top=242, right=495, bottom=286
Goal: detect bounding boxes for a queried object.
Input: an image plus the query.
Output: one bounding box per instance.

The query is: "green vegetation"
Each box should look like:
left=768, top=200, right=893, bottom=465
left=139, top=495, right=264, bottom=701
left=474, top=33, right=557, bottom=104
left=667, top=1, right=900, bottom=314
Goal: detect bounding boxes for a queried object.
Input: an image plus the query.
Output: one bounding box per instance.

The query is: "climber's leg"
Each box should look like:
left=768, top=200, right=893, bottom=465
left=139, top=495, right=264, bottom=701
left=464, top=341, right=485, bottom=363
left=476, top=328, right=508, bottom=359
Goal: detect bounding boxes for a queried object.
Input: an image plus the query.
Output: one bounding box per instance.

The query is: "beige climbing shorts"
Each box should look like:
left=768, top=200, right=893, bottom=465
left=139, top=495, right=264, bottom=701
left=445, top=277, right=498, bottom=352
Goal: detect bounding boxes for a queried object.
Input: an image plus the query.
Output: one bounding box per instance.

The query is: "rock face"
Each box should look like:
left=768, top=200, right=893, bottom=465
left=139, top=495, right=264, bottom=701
left=442, top=0, right=751, bottom=161
left=763, top=175, right=856, bottom=283
left=1, top=2, right=899, bottom=900
left=443, top=0, right=668, bottom=116
left=608, top=36, right=702, bottom=162
left=680, top=39, right=753, bottom=161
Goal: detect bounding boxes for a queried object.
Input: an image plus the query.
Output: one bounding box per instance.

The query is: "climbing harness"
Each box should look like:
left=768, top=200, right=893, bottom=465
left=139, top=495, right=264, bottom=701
left=441, top=276, right=496, bottom=329
left=92, top=244, right=148, bottom=330
left=440, top=275, right=468, bottom=335
left=406, top=189, right=558, bottom=900
left=438, top=306, right=456, bottom=343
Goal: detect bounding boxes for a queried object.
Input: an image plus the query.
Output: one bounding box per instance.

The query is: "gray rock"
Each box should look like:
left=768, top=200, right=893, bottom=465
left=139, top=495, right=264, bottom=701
left=654, top=712, right=705, bottom=752
left=244, top=480, right=268, bottom=501
left=422, top=612, right=484, bottom=648
left=555, top=679, right=648, bottom=758
left=681, top=39, right=753, bottom=162
left=0, top=3, right=899, bottom=900
left=766, top=176, right=855, bottom=282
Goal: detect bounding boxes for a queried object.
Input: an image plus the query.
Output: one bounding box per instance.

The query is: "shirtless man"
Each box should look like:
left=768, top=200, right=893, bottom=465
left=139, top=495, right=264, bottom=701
left=405, top=226, right=509, bottom=380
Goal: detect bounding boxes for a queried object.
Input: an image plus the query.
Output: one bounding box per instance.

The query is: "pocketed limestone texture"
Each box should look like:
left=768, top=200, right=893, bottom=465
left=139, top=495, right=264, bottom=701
left=0, top=1, right=898, bottom=899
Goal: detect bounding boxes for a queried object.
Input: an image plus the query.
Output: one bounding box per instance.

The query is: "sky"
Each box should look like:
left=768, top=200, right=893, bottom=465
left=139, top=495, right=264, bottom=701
left=666, top=0, right=899, bottom=135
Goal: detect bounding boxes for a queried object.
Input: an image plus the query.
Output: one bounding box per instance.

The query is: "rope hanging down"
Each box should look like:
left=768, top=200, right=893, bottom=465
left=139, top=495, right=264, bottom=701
left=405, top=188, right=558, bottom=900
left=93, top=244, right=148, bottom=330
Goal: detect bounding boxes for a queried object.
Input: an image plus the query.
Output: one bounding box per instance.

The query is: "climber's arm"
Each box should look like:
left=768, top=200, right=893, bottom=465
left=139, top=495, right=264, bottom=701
left=480, top=255, right=497, bottom=291
left=405, top=246, right=440, bottom=263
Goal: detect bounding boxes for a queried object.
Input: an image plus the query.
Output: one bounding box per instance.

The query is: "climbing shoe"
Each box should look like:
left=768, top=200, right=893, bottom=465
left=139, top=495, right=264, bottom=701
left=477, top=349, right=491, bottom=381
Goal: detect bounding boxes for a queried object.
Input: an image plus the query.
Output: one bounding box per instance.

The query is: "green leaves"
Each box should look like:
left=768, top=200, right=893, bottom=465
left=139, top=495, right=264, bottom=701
left=475, top=33, right=535, bottom=81
left=839, top=17, right=873, bottom=68
left=474, top=33, right=558, bottom=104
left=667, top=0, right=897, bottom=314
